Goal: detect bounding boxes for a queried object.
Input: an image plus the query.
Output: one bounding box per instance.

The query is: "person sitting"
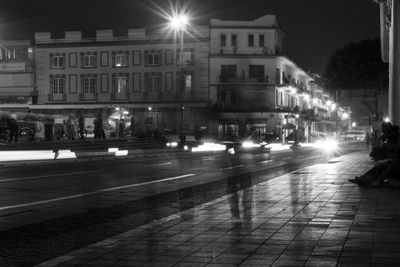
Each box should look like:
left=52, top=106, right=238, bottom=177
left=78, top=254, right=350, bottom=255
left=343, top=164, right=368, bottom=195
left=349, top=123, right=400, bottom=187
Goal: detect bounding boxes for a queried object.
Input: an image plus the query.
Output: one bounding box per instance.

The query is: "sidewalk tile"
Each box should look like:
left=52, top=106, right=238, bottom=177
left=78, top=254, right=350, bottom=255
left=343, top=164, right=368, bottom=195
left=37, top=152, right=400, bottom=267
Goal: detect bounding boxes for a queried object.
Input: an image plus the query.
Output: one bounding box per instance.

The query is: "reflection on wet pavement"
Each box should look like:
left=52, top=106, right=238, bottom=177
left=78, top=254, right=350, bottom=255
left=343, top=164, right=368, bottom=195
left=35, top=152, right=400, bottom=267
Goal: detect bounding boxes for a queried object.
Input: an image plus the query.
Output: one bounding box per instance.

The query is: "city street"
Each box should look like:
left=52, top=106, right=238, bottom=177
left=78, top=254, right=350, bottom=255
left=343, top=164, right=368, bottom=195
left=0, top=0, right=396, bottom=266
left=0, top=141, right=363, bottom=266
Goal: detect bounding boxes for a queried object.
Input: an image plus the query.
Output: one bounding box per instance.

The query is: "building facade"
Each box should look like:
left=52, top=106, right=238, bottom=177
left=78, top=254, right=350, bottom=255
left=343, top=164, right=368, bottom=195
left=32, top=28, right=210, bottom=136
left=209, top=15, right=338, bottom=142
left=0, top=40, right=35, bottom=111
left=0, top=14, right=344, bottom=141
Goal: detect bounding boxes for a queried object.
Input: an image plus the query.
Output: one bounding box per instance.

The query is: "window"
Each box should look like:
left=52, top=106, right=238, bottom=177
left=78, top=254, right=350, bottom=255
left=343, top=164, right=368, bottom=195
left=82, top=75, right=96, bottom=93
left=69, top=53, right=77, bottom=67
left=259, top=34, right=265, bottom=47
left=50, top=75, right=65, bottom=94
left=113, top=51, right=129, bottom=67
left=112, top=74, right=129, bottom=100
left=231, top=34, right=237, bottom=47
left=165, top=49, right=173, bottom=65
left=249, top=65, right=265, bottom=79
left=276, top=68, right=282, bottom=84
left=0, top=48, right=29, bottom=61
left=177, top=49, right=194, bottom=65
left=248, top=34, right=254, bottom=47
left=220, top=34, right=226, bottom=47
left=144, top=50, right=161, bottom=66
left=100, top=74, right=108, bottom=93
left=132, top=51, right=141, bottom=66
left=184, top=73, right=193, bottom=92
left=81, top=52, right=97, bottom=68
left=144, top=72, right=162, bottom=92
left=165, top=72, right=173, bottom=91
left=50, top=53, right=66, bottom=69
left=101, top=51, right=109, bottom=66
left=116, top=76, right=128, bottom=93
left=133, top=73, right=141, bottom=92
left=220, top=65, right=237, bottom=78
left=69, top=74, right=77, bottom=93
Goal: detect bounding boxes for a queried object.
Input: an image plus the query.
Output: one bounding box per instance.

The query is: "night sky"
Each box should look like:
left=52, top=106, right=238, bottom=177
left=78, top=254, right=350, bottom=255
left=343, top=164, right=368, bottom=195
left=0, top=0, right=379, bottom=73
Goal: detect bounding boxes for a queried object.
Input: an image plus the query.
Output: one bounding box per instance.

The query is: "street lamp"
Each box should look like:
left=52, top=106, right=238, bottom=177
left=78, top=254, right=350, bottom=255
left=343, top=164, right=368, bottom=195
left=169, top=13, right=189, bottom=146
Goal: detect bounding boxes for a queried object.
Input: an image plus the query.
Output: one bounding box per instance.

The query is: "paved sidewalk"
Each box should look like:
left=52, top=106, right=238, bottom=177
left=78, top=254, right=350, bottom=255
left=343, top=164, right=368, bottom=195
left=37, top=152, right=400, bottom=267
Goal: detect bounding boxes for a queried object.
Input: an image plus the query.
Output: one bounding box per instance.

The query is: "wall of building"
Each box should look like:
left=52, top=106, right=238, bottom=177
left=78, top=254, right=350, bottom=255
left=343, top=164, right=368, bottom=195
left=0, top=40, right=35, bottom=107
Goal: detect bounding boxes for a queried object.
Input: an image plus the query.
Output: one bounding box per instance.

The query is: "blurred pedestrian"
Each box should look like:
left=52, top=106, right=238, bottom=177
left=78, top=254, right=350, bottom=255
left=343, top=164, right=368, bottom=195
left=118, top=119, right=125, bottom=138
left=78, top=114, right=85, bottom=139
left=94, top=114, right=105, bottom=139
left=130, top=116, right=135, bottom=137
left=6, top=114, right=18, bottom=143
left=66, top=117, right=75, bottom=140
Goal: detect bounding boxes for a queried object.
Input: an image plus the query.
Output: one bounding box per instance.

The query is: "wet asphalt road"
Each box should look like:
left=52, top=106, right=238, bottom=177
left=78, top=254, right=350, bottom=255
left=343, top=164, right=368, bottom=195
left=0, top=142, right=363, bottom=266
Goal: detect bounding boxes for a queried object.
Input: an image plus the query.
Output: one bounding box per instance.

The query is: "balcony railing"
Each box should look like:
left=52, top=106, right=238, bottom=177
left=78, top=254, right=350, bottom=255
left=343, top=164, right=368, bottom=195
left=79, top=92, right=98, bottom=101
left=218, top=76, right=269, bottom=84
left=48, top=93, right=65, bottom=102
left=110, top=92, right=130, bottom=101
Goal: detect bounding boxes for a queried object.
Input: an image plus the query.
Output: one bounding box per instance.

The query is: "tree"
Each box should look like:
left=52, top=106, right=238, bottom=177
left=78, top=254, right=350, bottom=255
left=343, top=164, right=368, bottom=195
left=322, top=39, right=389, bottom=125
left=322, top=38, right=388, bottom=91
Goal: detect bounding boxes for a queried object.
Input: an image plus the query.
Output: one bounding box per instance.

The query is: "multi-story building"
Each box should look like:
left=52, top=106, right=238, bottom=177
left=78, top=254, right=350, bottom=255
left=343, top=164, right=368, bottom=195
left=32, top=28, right=210, bottom=135
left=0, top=40, right=35, bottom=112
left=0, top=14, right=343, bottom=141
left=209, top=15, right=337, bottom=142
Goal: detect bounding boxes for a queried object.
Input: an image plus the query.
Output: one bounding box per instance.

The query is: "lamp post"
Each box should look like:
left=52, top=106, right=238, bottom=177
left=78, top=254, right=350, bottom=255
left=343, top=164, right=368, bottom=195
left=169, top=13, right=189, bottom=146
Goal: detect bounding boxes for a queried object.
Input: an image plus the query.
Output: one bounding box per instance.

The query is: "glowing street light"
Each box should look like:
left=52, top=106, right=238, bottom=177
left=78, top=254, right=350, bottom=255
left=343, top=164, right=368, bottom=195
left=168, top=12, right=190, bottom=146
left=169, top=14, right=189, bottom=31
left=384, top=116, right=390, bottom=123
left=342, top=112, right=349, bottom=120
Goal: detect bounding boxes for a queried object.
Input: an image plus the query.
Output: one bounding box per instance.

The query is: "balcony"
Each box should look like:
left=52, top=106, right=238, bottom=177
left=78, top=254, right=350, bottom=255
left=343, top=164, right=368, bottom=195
left=143, top=91, right=171, bottom=101
left=111, top=92, right=130, bottom=101
left=79, top=92, right=98, bottom=102
left=48, top=93, right=65, bottom=102
left=218, top=76, right=269, bottom=84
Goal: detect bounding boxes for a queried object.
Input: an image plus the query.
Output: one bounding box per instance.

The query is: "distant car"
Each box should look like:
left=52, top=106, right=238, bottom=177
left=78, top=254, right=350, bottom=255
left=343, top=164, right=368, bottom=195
left=344, top=130, right=366, bottom=141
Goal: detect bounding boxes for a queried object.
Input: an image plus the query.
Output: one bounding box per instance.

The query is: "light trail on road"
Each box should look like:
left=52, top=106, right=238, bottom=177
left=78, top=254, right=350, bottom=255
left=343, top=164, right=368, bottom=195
left=258, top=160, right=272, bottom=164
left=0, top=173, right=195, bottom=212
left=0, top=170, right=101, bottom=183
left=140, top=162, right=172, bottom=167
left=219, top=165, right=244, bottom=171
left=201, top=157, right=215, bottom=161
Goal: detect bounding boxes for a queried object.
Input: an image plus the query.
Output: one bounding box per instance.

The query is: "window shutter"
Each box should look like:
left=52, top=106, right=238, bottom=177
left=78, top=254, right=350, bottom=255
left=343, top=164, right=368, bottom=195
left=50, top=54, right=54, bottom=68
left=157, top=73, right=162, bottom=92
left=95, top=52, right=98, bottom=67
left=80, top=53, right=84, bottom=68
left=61, top=76, right=66, bottom=94
left=125, top=51, right=129, bottom=67
left=80, top=74, right=84, bottom=93
left=112, top=73, right=115, bottom=92
left=144, top=51, right=149, bottom=67
left=158, top=50, right=162, bottom=66
left=94, top=74, right=97, bottom=92
left=112, top=52, right=115, bottom=67
left=62, top=53, right=66, bottom=68
left=50, top=75, right=54, bottom=93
